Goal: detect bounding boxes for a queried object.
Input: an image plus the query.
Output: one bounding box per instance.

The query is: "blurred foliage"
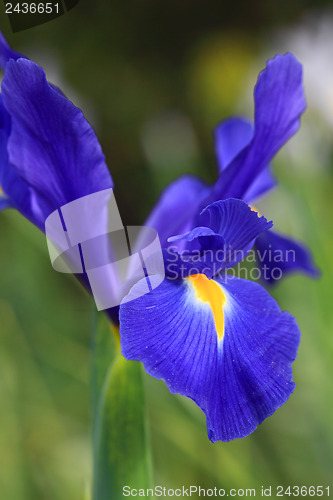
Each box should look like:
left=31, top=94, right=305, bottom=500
left=1, top=1, right=333, bottom=499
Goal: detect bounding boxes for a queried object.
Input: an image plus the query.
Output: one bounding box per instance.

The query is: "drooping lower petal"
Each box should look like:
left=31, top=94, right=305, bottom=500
left=119, top=274, right=300, bottom=442
left=255, top=230, right=320, bottom=284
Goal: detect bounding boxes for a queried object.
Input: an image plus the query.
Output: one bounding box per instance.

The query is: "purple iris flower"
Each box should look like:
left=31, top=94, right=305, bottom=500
left=145, top=53, right=319, bottom=283
left=0, top=35, right=303, bottom=442
left=120, top=202, right=301, bottom=442
left=120, top=54, right=307, bottom=442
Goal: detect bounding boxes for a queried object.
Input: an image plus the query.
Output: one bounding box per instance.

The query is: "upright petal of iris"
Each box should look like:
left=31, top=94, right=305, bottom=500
left=213, top=53, right=305, bottom=200
left=144, top=53, right=318, bottom=282
left=0, top=40, right=112, bottom=231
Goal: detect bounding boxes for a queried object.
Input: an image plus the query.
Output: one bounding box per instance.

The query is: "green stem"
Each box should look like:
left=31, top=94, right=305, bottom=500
left=91, top=313, right=153, bottom=500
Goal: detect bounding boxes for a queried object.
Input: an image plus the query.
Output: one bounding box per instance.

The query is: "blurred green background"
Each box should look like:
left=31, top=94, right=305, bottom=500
left=1, top=1, right=333, bottom=498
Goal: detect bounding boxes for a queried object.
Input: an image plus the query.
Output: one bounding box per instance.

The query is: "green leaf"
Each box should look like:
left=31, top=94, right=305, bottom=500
left=91, top=311, right=119, bottom=423
left=92, top=313, right=153, bottom=500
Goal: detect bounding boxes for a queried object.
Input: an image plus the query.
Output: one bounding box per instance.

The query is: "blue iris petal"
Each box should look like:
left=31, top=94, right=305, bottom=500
left=213, top=53, right=306, bottom=201
left=0, top=95, right=33, bottom=217
left=255, top=230, right=320, bottom=284
left=0, top=95, right=11, bottom=203
left=201, top=198, right=273, bottom=251
left=0, top=32, right=27, bottom=69
left=214, top=117, right=253, bottom=174
left=120, top=274, right=300, bottom=442
left=144, top=54, right=312, bottom=284
left=144, top=174, right=210, bottom=249
left=243, top=167, right=276, bottom=203
left=166, top=199, right=273, bottom=278
left=1, top=59, right=113, bottom=230
left=214, top=117, right=276, bottom=203
left=0, top=197, right=11, bottom=210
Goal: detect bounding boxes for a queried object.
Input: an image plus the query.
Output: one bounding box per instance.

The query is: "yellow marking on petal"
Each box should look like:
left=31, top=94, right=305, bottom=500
left=250, top=205, right=261, bottom=217
left=188, top=274, right=226, bottom=340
